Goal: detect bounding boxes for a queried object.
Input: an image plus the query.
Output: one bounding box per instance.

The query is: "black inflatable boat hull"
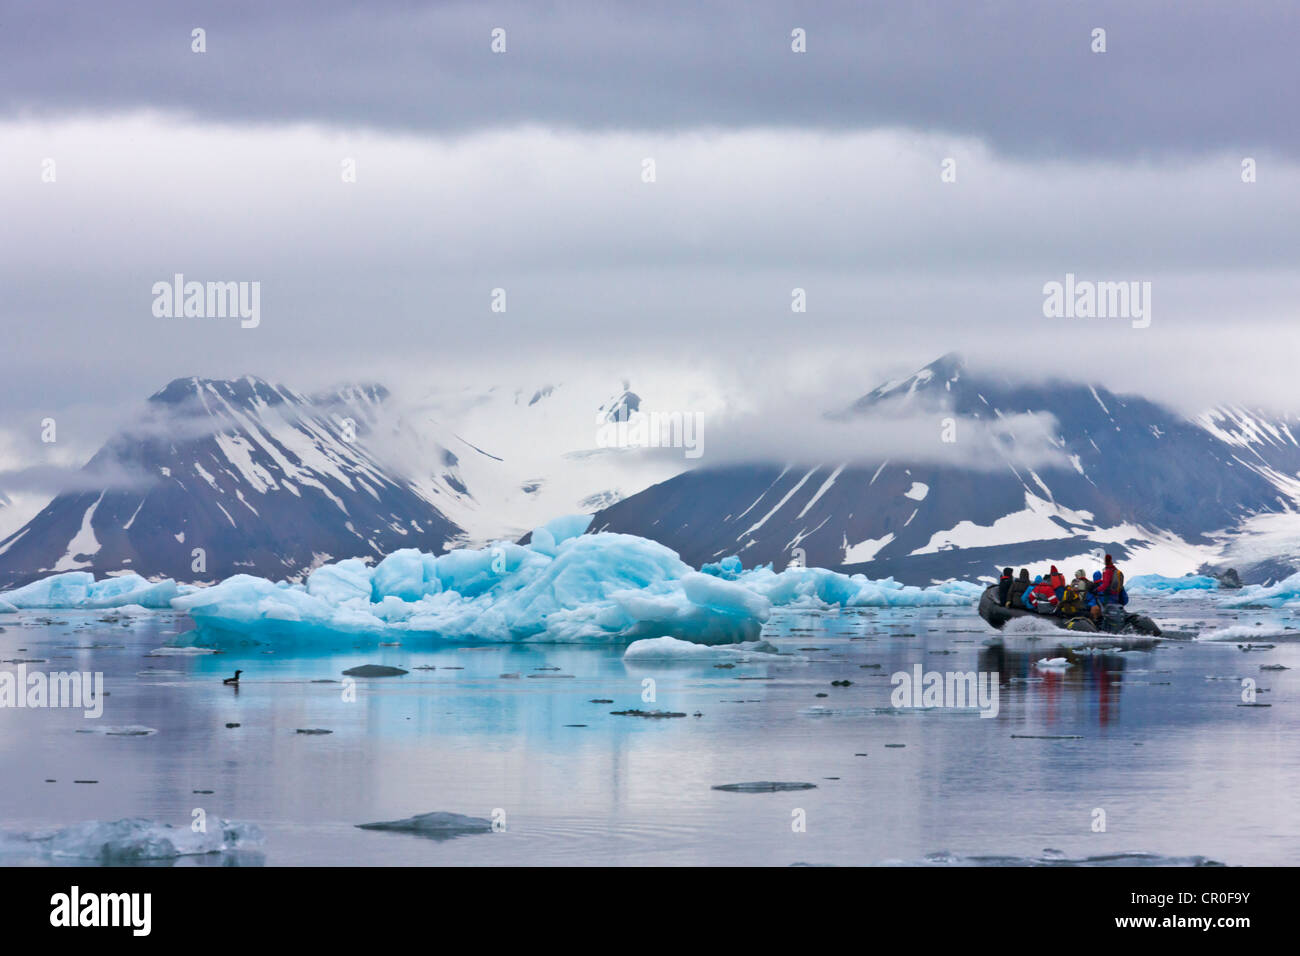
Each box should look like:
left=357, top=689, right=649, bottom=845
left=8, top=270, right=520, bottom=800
left=978, top=586, right=1161, bottom=636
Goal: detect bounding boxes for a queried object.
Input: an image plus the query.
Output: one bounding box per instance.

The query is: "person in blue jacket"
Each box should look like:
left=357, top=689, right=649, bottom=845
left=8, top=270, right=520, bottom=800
left=1086, top=572, right=1107, bottom=620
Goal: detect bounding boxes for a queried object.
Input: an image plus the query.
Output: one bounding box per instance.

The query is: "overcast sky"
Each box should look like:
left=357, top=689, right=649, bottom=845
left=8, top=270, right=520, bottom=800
left=2, top=0, right=1298, bottom=473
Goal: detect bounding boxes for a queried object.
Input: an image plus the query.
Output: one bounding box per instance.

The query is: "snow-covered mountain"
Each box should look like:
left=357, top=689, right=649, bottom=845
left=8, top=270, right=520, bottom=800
left=7, top=357, right=1300, bottom=590
left=0, top=373, right=696, bottom=588
left=590, top=354, right=1300, bottom=584
left=0, top=377, right=463, bottom=587
left=375, top=376, right=705, bottom=545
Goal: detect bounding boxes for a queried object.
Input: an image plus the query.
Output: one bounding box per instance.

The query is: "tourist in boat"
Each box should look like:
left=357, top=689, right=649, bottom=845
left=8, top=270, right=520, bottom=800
left=1047, top=565, right=1067, bottom=600
left=1006, top=568, right=1031, bottom=607
left=1058, top=579, right=1088, bottom=617
left=996, top=567, right=1014, bottom=606
left=1023, top=575, right=1059, bottom=612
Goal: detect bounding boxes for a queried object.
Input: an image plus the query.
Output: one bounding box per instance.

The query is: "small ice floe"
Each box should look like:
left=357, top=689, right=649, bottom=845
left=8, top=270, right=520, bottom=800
left=1237, top=643, right=1275, bottom=652
left=610, top=709, right=686, bottom=718
left=622, top=636, right=797, bottom=663
left=798, top=705, right=876, bottom=717
left=356, top=811, right=493, bottom=841
left=146, top=646, right=218, bottom=656
left=1198, top=624, right=1297, bottom=642
left=341, top=664, right=408, bottom=677
left=884, top=849, right=1222, bottom=867
left=76, top=725, right=157, bottom=737
left=1261, top=664, right=1290, bottom=671
left=96, top=604, right=152, bottom=620
left=712, top=781, right=817, bottom=792
left=1010, top=734, right=1083, bottom=740
left=295, top=728, right=333, bottom=735
left=1035, top=657, right=1073, bottom=669
left=0, top=818, right=263, bottom=863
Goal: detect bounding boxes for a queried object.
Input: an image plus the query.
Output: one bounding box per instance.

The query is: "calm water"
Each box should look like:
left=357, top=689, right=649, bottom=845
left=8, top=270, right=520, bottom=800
left=1, top=594, right=1297, bottom=866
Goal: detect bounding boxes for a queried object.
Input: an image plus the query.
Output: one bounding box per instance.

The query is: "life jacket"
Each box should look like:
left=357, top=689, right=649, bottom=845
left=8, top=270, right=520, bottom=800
left=1029, top=582, right=1058, bottom=605
left=1060, top=586, right=1085, bottom=613
left=1049, top=568, right=1066, bottom=590
left=1107, top=567, right=1125, bottom=596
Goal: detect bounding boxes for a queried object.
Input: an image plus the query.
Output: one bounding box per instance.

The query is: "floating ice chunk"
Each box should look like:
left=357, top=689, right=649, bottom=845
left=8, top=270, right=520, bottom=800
left=1127, top=574, right=1219, bottom=594
left=712, top=781, right=817, bottom=792
left=736, top=565, right=981, bottom=608
left=79, top=725, right=158, bottom=736
left=1224, top=571, right=1300, bottom=609
left=881, top=849, right=1223, bottom=867
left=624, top=636, right=786, bottom=661
left=1036, top=657, right=1072, bottom=668
left=1, top=818, right=263, bottom=862
left=0, top=571, right=95, bottom=607
left=356, top=811, right=492, bottom=840
left=103, top=603, right=152, bottom=616
left=1198, top=624, right=1300, bottom=642
left=0, top=571, right=179, bottom=609
left=341, top=664, right=409, bottom=677
left=170, top=532, right=769, bottom=647
left=2, top=526, right=978, bottom=650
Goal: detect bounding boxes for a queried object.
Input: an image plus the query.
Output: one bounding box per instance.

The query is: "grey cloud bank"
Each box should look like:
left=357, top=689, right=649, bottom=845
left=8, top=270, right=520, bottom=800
left=1, top=0, right=1298, bottom=488
left=2, top=0, right=1297, bottom=159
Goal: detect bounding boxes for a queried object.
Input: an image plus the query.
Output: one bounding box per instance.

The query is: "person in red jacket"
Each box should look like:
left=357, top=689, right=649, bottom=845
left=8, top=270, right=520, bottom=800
left=1023, top=575, right=1059, bottom=613
left=1048, top=565, right=1066, bottom=600
left=1090, top=555, right=1127, bottom=620
left=1098, top=555, right=1118, bottom=596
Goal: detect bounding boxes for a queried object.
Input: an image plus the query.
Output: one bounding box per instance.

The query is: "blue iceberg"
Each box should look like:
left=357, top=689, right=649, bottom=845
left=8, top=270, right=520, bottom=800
left=1223, top=570, right=1300, bottom=608
left=1126, top=573, right=1219, bottom=594
left=1, top=516, right=984, bottom=648
left=0, top=571, right=187, bottom=609
left=170, top=525, right=769, bottom=646
left=733, top=564, right=982, bottom=608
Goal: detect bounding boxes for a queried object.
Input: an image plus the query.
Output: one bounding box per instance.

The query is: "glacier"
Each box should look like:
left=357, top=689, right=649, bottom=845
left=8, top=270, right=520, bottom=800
left=0, top=517, right=984, bottom=647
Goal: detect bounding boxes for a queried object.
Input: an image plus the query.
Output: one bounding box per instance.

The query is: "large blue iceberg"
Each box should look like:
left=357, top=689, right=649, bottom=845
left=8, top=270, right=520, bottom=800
left=1, top=517, right=982, bottom=647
